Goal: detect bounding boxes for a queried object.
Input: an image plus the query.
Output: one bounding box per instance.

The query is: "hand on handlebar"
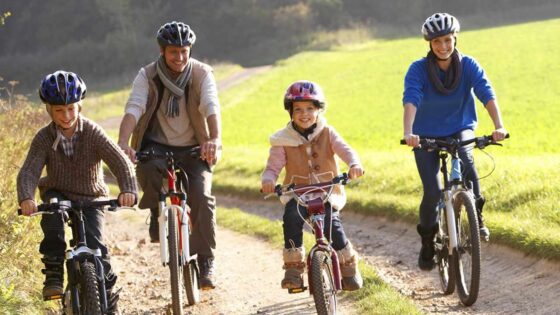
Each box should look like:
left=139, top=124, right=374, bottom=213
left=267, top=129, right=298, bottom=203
left=492, top=128, right=508, bottom=142
left=20, top=199, right=38, bottom=216
left=119, top=142, right=137, bottom=163
left=261, top=180, right=276, bottom=194
left=200, top=138, right=221, bottom=166
left=403, top=133, right=420, bottom=147
left=348, top=165, right=364, bottom=180
left=118, top=192, right=136, bottom=207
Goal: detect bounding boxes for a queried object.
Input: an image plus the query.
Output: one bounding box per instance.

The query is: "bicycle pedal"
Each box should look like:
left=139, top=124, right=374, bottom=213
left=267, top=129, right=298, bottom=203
left=43, top=294, right=64, bottom=301
left=288, top=286, right=307, bottom=294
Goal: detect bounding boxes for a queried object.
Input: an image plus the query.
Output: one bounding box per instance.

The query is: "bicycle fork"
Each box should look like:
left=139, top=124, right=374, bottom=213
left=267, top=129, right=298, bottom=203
left=158, top=201, right=190, bottom=266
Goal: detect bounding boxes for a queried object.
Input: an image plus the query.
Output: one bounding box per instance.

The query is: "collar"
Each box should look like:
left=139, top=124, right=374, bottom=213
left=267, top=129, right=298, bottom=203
left=270, top=116, right=326, bottom=147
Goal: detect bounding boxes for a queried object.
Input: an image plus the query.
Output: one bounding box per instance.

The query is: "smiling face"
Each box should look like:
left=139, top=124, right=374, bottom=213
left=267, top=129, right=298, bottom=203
left=430, top=33, right=456, bottom=60
left=48, top=103, right=80, bottom=131
left=161, top=45, right=191, bottom=73
left=291, top=101, right=320, bottom=130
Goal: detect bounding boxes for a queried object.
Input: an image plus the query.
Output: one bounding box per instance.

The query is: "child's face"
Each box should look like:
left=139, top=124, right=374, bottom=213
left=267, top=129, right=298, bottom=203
left=49, top=103, right=80, bottom=130
left=292, top=101, right=319, bottom=130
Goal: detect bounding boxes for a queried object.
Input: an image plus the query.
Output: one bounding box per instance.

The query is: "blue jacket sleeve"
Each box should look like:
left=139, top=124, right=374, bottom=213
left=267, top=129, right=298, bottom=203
left=402, top=60, right=425, bottom=108
left=467, top=57, right=496, bottom=106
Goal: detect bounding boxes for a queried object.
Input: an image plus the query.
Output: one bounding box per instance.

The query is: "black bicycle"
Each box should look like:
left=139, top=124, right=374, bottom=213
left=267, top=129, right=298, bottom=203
left=19, top=199, right=122, bottom=315
left=401, top=133, right=508, bottom=306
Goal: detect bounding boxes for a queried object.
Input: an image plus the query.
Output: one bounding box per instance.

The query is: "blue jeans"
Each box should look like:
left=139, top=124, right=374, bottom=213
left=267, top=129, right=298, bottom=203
left=283, top=199, right=348, bottom=251
left=414, top=129, right=481, bottom=229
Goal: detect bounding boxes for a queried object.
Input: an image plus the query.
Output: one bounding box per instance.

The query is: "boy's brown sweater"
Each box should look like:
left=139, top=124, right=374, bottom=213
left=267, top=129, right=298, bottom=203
left=17, top=116, right=137, bottom=203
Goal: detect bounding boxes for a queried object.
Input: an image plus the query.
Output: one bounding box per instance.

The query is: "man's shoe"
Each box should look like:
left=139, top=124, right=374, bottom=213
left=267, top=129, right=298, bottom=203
left=106, top=287, right=121, bottom=315
left=149, top=208, right=159, bottom=243
left=198, top=256, right=216, bottom=290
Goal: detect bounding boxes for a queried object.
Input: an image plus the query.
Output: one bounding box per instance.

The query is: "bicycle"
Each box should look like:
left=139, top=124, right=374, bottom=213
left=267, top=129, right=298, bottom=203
left=265, top=173, right=350, bottom=315
left=401, top=134, right=508, bottom=306
left=136, top=147, right=201, bottom=313
left=18, top=198, right=123, bottom=315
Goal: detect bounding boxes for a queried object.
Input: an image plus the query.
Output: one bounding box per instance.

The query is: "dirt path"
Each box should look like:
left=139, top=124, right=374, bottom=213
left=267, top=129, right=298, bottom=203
left=105, top=209, right=357, bottom=314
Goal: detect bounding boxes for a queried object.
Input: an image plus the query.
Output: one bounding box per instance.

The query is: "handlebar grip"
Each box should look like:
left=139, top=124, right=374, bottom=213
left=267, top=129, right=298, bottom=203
left=17, top=209, right=22, bottom=216
left=400, top=139, right=406, bottom=145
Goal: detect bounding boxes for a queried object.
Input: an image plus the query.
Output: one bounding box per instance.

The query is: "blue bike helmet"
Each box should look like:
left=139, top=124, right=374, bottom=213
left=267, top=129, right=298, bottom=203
left=157, top=21, right=196, bottom=47
left=39, top=71, right=87, bottom=105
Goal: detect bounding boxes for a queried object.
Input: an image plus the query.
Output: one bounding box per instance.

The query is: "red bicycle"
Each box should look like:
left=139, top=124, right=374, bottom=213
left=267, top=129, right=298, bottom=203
left=136, top=148, right=200, bottom=313
left=266, top=173, right=349, bottom=315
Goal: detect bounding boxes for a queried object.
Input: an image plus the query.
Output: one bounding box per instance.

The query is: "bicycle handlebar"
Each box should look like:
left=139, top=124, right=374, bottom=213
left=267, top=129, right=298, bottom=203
left=18, top=199, right=120, bottom=216
left=136, top=147, right=201, bottom=163
left=400, top=133, right=510, bottom=151
left=270, top=173, right=349, bottom=197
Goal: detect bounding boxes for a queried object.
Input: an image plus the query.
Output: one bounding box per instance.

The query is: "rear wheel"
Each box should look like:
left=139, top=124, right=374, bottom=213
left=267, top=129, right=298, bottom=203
left=453, top=191, right=481, bottom=306
left=184, top=260, right=200, bottom=305
left=436, top=201, right=456, bottom=295
left=79, top=261, right=102, bottom=315
left=168, top=211, right=184, bottom=314
left=311, top=251, right=337, bottom=315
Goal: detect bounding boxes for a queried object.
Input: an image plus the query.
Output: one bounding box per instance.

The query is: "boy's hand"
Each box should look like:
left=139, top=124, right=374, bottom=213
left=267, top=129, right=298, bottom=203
left=261, top=180, right=275, bottom=194
left=118, top=192, right=136, bottom=207
left=348, top=165, right=364, bottom=180
left=20, top=199, right=37, bottom=216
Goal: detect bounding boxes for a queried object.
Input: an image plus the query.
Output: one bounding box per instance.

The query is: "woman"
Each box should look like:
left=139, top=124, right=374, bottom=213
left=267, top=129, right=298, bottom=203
left=402, top=13, right=507, bottom=270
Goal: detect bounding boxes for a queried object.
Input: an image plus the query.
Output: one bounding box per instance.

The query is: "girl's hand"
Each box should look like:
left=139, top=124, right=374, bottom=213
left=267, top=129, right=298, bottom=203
left=348, top=165, right=364, bottom=179
left=20, top=199, right=37, bottom=216
left=118, top=192, right=136, bottom=207
left=492, top=128, right=508, bottom=142
left=261, top=180, right=275, bottom=194
left=404, top=133, right=420, bottom=147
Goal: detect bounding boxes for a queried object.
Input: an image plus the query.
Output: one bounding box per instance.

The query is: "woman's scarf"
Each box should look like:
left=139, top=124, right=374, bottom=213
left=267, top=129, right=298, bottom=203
left=156, top=56, right=192, bottom=117
left=427, top=49, right=462, bottom=95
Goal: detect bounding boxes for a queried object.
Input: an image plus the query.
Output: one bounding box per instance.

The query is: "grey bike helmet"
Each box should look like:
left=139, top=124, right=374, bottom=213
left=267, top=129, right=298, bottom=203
left=157, top=21, right=196, bottom=47
left=421, top=13, right=460, bottom=41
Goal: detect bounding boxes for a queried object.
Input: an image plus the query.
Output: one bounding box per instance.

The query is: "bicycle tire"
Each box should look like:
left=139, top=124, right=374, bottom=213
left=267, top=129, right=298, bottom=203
left=311, top=251, right=337, bottom=315
left=183, top=260, right=200, bottom=305
left=79, top=261, right=102, bottom=315
left=436, top=201, right=456, bottom=295
left=453, top=191, right=481, bottom=306
left=168, top=211, right=184, bottom=315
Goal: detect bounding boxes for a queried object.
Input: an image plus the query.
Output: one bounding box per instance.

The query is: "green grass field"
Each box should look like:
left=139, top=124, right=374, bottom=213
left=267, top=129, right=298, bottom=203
left=215, top=19, right=560, bottom=260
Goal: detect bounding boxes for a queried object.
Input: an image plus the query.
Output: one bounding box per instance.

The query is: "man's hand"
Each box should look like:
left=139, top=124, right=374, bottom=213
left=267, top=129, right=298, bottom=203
left=118, top=192, right=136, bottom=207
left=119, top=142, right=137, bottom=163
left=261, top=180, right=275, bottom=194
left=20, top=199, right=37, bottom=216
left=201, top=138, right=221, bottom=166
left=348, top=165, right=364, bottom=180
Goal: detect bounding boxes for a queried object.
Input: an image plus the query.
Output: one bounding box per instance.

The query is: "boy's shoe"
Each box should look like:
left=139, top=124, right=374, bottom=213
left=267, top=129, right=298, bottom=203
left=198, top=256, right=216, bottom=289
left=417, top=224, right=438, bottom=271
left=337, top=242, right=363, bottom=291
left=41, top=256, right=64, bottom=300
left=149, top=208, right=159, bottom=243
left=281, top=247, right=305, bottom=289
left=475, top=197, right=490, bottom=240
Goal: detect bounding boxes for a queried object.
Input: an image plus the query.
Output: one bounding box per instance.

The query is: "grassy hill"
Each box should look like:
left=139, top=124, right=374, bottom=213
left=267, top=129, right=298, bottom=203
left=216, top=18, right=560, bottom=259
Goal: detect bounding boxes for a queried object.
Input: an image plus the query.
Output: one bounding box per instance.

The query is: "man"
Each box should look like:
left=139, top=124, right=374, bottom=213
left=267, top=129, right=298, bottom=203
left=118, top=21, right=221, bottom=289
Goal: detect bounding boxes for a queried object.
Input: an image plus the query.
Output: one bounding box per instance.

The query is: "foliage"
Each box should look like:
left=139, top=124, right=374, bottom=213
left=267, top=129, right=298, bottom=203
left=0, top=104, right=54, bottom=313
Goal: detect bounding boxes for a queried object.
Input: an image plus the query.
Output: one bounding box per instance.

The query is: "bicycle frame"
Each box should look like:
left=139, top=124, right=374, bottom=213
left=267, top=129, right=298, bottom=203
left=439, top=151, right=467, bottom=254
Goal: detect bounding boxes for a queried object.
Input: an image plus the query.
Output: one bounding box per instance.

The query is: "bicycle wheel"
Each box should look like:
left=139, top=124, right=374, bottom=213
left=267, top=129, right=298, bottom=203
left=436, top=201, right=456, bottom=295
left=79, top=261, right=102, bottom=315
left=183, top=260, right=200, bottom=305
left=168, top=211, right=184, bottom=314
left=311, top=251, right=337, bottom=315
left=453, top=191, right=481, bottom=306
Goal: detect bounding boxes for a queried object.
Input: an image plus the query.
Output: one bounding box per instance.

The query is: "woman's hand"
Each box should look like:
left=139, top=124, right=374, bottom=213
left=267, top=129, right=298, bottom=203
left=348, top=165, right=364, bottom=179
left=118, top=192, right=136, bottom=207
left=20, top=199, right=37, bottom=216
left=492, top=127, right=508, bottom=142
left=261, top=180, right=275, bottom=194
left=404, top=133, right=420, bottom=147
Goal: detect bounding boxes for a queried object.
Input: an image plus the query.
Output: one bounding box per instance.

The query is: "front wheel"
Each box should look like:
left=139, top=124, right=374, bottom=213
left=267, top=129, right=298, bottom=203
left=436, top=201, right=456, bottom=295
left=311, top=251, right=337, bottom=315
left=79, top=261, right=102, bottom=315
left=183, top=260, right=200, bottom=305
left=453, top=191, right=481, bottom=306
left=168, top=211, right=184, bottom=315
